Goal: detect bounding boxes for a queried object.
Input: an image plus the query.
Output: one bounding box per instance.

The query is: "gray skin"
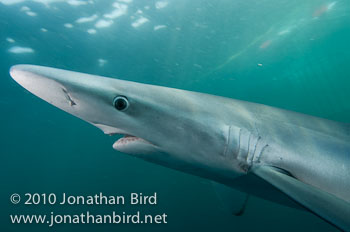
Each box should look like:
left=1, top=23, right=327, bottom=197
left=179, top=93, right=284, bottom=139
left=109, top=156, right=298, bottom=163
left=10, top=65, right=350, bottom=229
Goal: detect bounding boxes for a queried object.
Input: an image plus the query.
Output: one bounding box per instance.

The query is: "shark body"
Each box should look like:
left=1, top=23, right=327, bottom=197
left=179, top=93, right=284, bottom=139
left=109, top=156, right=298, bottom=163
left=10, top=65, right=350, bottom=230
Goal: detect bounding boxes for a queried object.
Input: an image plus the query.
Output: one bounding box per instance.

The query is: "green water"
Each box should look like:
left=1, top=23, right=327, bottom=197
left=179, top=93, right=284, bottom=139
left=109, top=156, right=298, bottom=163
left=1, top=0, right=349, bottom=231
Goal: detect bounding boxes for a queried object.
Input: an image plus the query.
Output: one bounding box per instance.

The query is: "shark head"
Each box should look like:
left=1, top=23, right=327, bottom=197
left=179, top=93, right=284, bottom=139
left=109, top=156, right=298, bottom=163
left=10, top=65, right=249, bottom=181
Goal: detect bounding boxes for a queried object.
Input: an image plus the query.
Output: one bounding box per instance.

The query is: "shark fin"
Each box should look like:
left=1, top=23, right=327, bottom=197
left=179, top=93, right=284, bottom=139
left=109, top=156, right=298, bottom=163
left=253, top=166, right=350, bottom=231
left=211, top=181, right=249, bottom=216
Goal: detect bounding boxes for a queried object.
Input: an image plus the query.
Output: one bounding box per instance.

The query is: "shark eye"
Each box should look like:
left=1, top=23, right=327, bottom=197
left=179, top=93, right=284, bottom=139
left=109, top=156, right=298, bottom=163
left=113, top=96, right=129, bottom=111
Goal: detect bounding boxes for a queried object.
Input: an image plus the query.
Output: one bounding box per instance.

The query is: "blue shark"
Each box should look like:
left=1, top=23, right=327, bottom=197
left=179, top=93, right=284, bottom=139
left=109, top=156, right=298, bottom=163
left=9, top=65, right=350, bottom=231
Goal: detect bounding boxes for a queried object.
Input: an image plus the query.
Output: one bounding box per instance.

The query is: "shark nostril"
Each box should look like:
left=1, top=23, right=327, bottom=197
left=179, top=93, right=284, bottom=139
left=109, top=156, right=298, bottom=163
left=61, top=88, right=76, bottom=106
left=113, top=96, right=129, bottom=111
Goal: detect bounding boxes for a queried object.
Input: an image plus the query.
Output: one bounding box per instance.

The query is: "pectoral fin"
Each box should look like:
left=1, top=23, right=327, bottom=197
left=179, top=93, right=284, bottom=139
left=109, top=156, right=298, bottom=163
left=253, top=166, right=350, bottom=231
left=211, top=181, right=249, bottom=216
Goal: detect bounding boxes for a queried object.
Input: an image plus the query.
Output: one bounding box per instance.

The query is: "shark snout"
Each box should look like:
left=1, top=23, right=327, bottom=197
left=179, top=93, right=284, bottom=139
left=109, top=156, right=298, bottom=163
left=10, top=65, right=80, bottom=111
left=9, top=64, right=133, bottom=136
left=10, top=65, right=39, bottom=89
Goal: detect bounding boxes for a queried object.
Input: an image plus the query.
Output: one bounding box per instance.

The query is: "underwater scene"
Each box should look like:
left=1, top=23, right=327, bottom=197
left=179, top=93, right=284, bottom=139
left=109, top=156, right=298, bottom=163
left=1, top=0, right=349, bottom=231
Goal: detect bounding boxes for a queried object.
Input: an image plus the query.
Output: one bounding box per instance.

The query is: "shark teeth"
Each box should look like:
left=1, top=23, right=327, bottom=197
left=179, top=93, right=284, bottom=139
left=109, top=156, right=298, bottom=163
left=112, top=135, right=155, bottom=154
left=116, top=135, right=142, bottom=145
left=114, top=135, right=151, bottom=147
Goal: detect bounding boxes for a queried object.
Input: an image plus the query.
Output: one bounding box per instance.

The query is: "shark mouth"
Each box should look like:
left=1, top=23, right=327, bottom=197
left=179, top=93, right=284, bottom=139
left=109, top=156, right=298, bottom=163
left=114, top=135, right=150, bottom=147
left=113, top=135, right=157, bottom=155
left=93, top=123, right=157, bottom=155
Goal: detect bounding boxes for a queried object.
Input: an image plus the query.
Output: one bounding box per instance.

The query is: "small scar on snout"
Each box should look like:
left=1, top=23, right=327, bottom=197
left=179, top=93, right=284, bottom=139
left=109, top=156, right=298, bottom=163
left=61, top=88, right=76, bottom=106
